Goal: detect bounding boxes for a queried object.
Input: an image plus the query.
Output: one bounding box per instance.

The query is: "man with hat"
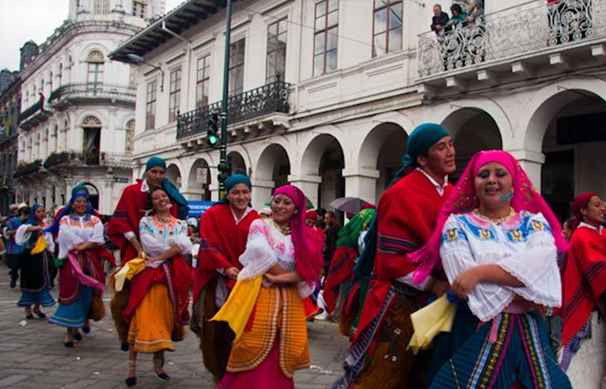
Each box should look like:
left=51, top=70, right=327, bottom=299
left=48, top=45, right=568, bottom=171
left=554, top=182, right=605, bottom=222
left=107, top=156, right=189, bottom=350
left=334, top=123, right=456, bottom=388
left=190, top=174, right=259, bottom=381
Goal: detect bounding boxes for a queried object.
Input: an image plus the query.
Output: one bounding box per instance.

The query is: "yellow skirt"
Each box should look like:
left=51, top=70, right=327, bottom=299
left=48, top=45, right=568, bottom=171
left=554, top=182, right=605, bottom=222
left=127, top=284, right=176, bottom=353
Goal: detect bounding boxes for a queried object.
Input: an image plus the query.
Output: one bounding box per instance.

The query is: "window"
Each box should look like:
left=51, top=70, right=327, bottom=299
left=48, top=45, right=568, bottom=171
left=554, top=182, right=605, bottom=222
left=126, top=119, right=135, bottom=153
left=146, top=80, right=157, bottom=130
left=313, top=0, right=339, bottom=76
left=86, top=50, right=105, bottom=94
left=49, top=72, right=53, bottom=92
left=93, top=0, right=110, bottom=15
left=196, top=55, right=211, bottom=107
left=58, top=64, right=63, bottom=86
left=266, top=18, right=288, bottom=83
left=229, top=39, right=245, bottom=95
left=373, top=0, right=403, bottom=57
left=168, top=68, right=181, bottom=122
left=133, top=0, right=147, bottom=18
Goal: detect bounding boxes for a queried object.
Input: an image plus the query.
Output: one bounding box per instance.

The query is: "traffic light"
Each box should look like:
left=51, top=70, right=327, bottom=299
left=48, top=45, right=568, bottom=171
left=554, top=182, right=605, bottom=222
left=217, top=161, right=231, bottom=185
left=207, top=111, right=220, bottom=147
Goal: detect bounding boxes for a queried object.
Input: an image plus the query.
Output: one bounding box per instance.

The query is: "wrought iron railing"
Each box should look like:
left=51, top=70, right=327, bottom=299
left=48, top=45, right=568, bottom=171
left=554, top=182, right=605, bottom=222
left=177, top=80, right=291, bottom=139
left=18, top=101, right=43, bottom=123
left=49, top=83, right=136, bottom=103
left=14, top=160, right=42, bottom=178
left=44, top=151, right=133, bottom=169
left=417, top=0, right=605, bottom=78
left=43, top=151, right=73, bottom=169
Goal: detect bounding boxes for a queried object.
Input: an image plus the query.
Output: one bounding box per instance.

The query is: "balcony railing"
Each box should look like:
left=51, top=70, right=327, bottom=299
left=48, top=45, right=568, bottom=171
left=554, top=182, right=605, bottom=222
left=14, top=160, right=42, bottom=179
left=44, top=151, right=133, bottom=169
left=18, top=101, right=43, bottom=123
left=177, top=80, right=291, bottom=139
left=418, top=0, right=605, bottom=78
left=49, top=83, right=136, bottom=104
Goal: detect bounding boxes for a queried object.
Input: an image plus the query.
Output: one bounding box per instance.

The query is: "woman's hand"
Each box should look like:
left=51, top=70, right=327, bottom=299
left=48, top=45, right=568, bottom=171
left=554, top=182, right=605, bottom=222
left=264, top=273, right=279, bottom=284
left=225, top=267, right=240, bottom=280
left=452, top=268, right=481, bottom=299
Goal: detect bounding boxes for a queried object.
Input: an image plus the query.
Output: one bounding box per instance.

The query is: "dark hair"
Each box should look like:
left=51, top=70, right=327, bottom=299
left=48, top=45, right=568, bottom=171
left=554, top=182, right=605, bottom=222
left=18, top=207, right=31, bottom=217
left=451, top=4, right=463, bottom=13
left=148, top=187, right=169, bottom=213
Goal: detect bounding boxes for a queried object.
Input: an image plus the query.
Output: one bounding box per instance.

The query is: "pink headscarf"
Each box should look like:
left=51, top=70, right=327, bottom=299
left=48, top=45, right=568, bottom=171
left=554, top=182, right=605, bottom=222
left=412, top=150, right=568, bottom=284
left=273, top=185, right=324, bottom=283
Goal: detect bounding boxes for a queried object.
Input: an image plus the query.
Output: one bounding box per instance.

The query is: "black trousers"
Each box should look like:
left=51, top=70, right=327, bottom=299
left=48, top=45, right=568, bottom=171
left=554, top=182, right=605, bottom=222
left=6, top=253, right=21, bottom=282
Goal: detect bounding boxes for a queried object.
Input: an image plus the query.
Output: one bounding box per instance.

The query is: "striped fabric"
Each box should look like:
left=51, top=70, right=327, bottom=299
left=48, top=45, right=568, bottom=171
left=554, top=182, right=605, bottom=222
left=377, top=234, right=418, bottom=255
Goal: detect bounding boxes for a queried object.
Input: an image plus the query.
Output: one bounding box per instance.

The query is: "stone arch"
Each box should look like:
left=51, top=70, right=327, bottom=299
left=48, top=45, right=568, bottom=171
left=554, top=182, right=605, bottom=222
left=81, top=182, right=100, bottom=210
left=227, top=151, right=247, bottom=175
left=188, top=158, right=212, bottom=201
left=166, top=163, right=182, bottom=189
left=254, top=143, right=291, bottom=185
left=81, top=115, right=102, bottom=128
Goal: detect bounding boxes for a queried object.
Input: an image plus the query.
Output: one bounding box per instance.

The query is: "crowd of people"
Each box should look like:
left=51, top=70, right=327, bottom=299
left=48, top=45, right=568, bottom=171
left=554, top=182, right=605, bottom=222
left=430, top=1, right=484, bottom=36
left=1, top=121, right=605, bottom=388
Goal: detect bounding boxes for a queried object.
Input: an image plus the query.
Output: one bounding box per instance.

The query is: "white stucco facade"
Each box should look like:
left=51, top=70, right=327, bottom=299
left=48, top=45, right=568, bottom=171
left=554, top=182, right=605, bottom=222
left=15, top=0, right=165, bottom=214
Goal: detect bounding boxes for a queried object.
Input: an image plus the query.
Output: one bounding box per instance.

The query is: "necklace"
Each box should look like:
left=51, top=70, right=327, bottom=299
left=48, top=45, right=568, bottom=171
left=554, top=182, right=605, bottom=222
left=473, top=207, right=515, bottom=225
left=154, top=214, right=173, bottom=224
left=271, top=220, right=291, bottom=235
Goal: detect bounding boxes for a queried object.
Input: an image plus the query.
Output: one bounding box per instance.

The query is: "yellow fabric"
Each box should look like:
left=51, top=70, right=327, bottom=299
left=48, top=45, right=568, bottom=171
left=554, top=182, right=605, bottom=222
left=226, top=285, right=310, bottom=378
left=114, top=258, right=145, bottom=292
left=408, top=295, right=456, bottom=354
left=30, top=235, right=47, bottom=255
left=127, top=284, right=176, bottom=353
left=210, top=275, right=263, bottom=342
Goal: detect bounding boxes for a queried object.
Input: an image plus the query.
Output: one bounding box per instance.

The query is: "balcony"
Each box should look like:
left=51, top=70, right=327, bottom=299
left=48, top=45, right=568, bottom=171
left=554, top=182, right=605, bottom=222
left=18, top=101, right=50, bottom=130
left=14, top=160, right=42, bottom=179
left=417, top=0, right=606, bottom=91
left=44, top=151, right=133, bottom=170
left=49, top=83, right=136, bottom=109
left=177, top=80, right=291, bottom=144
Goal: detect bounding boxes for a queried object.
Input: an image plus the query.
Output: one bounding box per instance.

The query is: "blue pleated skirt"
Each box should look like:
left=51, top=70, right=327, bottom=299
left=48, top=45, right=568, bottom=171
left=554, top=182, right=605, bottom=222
left=48, top=286, right=93, bottom=328
left=17, top=289, right=55, bottom=308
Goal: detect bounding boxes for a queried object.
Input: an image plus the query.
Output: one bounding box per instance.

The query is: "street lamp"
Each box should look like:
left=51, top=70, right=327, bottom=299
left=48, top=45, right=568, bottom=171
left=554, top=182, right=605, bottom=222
left=126, top=53, right=165, bottom=92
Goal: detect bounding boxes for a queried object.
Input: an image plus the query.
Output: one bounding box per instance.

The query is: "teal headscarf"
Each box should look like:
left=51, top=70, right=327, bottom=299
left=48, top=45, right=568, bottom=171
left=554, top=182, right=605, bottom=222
left=144, top=156, right=189, bottom=220
left=221, top=174, right=252, bottom=204
left=395, top=123, right=450, bottom=179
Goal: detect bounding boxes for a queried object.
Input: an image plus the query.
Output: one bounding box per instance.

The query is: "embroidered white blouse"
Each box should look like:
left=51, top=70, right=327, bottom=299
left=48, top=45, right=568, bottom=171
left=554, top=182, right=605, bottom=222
left=15, top=219, right=55, bottom=254
left=237, top=218, right=313, bottom=298
left=139, top=215, right=192, bottom=267
left=440, top=211, right=562, bottom=321
left=57, top=214, right=105, bottom=259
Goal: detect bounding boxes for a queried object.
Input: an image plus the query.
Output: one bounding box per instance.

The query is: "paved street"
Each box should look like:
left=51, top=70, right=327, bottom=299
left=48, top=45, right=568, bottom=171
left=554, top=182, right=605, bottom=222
left=0, top=262, right=348, bottom=389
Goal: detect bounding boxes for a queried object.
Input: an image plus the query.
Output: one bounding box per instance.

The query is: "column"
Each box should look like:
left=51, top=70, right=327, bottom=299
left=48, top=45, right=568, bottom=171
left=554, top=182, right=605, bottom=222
left=208, top=166, right=220, bottom=201
left=251, top=177, right=275, bottom=210
left=342, top=168, right=380, bottom=204
left=507, top=149, right=545, bottom=190
left=287, top=174, right=322, bottom=209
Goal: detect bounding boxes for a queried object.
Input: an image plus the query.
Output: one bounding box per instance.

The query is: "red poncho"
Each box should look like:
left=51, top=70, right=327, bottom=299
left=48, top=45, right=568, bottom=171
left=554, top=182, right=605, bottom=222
left=107, top=180, right=180, bottom=264
left=354, top=170, right=452, bottom=341
left=192, top=204, right=259, bottom=301
left=560, top=225, right=606, bottom=345
left=324, top=246, right=358, bottom=314
left=59, top=247, right=115, bottom=304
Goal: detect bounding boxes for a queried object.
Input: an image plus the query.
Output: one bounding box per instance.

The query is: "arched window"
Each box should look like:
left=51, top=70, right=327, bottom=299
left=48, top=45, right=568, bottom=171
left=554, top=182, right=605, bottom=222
left=86, top=50, right=105, bottom=94
left=93, top=0, right=110, bottom=15
left=81, top=115, right=102, bottom=128
left=125, top=119, right=135, bottom=154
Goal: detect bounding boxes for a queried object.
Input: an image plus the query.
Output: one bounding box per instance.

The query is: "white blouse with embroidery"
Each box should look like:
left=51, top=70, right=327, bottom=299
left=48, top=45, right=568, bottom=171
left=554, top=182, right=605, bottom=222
left=139, top=215, right=192, bottom=266
left=15, top=219, right=55, bottom=254
left=57, top=214, right=105, bottom=259
left=237, top=218, right=313, bottom=298
left=440, top=211, right=562, bottom=321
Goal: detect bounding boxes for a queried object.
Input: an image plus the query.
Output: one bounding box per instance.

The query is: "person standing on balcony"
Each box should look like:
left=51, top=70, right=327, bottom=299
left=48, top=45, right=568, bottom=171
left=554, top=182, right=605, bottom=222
left=190, top=174, right=259, bottom=382
left=107, top=156, right=189, bottom=351
left=446, top=4, right=467, bottom=29
left=332, top=123, right=456, bottom=389
left=431, top=4, right=450, bottom=35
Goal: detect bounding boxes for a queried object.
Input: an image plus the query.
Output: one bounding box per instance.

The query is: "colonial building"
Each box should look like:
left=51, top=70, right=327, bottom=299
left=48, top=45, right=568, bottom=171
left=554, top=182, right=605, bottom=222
left=15, top=0, right=165, bottom=214
left=0, top=75, right=21, bottom=215
left=112, top=0, right=606, bottom=226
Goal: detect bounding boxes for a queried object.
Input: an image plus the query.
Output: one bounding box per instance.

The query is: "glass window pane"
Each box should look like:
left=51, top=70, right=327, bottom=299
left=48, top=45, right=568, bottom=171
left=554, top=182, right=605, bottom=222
left=374, top=8, right=387, bottom=33
left=327, top=28, right=338, bottom=50
left=315, top=1, right=326, bottom=17
left=389, top=27, right=402, bottom=52
left=374, top=0, right=389, bottom=8
left=314, top=54, right=325, bottom=75
left=269, top=23, right=277, bottom=36
left=327, top=10, right=338, bottom=27
left=315, top=16, right=325, bottom=31
left=373, top=33, right=386, bottom=56
left=328, top=0, right=338, bottom=12
left=389, top=4, right=402, bottom=28
left=326, top=50, right=337, bottom=72
left=279, top=19, right=287, bottom=33
left=314, top=33, right=325, bottom=54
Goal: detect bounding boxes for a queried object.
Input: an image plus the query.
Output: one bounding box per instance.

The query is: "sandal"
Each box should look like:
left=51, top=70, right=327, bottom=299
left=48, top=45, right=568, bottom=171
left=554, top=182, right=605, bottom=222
left=33, top=308, right=47, bottom=319
left=126, top=360, right=137, bottom=387
left=25, top=309, right=34, bottom=320
left=153, top=353, right=170, bottom=381
left=64, top=334, right=74, bottom=348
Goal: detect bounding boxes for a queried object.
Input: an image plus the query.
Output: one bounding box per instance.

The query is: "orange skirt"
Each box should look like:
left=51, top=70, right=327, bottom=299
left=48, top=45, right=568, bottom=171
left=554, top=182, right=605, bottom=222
left=127, top=284, right=176, bottom=353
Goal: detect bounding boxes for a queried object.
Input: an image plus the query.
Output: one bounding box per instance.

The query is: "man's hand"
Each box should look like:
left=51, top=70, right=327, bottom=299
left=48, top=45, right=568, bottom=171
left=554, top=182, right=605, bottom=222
left=452, top=268, right=481, bottom=299
left=225, top=267, right=239, bottom=280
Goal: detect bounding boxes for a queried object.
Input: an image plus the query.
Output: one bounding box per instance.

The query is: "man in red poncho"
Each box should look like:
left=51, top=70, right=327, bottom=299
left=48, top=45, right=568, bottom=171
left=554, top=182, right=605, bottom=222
left=560, top=192, right=606, bottom=350
left=107, top=156, right=189, bottom=351
left=333, top=123, right=456, bottom=389
left=190, top=174, right=259, bottom=381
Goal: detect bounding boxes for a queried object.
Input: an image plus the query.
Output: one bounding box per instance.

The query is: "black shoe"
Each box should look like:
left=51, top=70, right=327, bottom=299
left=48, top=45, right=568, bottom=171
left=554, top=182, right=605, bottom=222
left=125, top=377, right=137, bottom=387
left=82, top=325, right=91, bottom=334
left=73, top=332, right=82, bottom=341
left=121, top=342, right=129, bottom=352
left=25, top=313, right=34, bottom=320
left=64, top=341, right=74, bottom=348
left=33, top=310, right=47, bottom=319
left=10, top=279, right=16, bottom=288
left=155, top=372, right=170, bottom=381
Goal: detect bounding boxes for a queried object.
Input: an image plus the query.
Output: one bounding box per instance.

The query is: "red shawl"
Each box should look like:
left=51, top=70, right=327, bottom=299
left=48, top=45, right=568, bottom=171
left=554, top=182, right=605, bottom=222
left=324, top=246, right=358, bottom=314
left=107, top=180, right=179, bottom=264
left=59, top=247, right=115, bottom=304
left=560, top=226, right=606, bottom=345
left=192, top=204, right=259, bottom=301
left=354, top=170, right=452, bottom=341
left=123, top=256, right=192, bottom=324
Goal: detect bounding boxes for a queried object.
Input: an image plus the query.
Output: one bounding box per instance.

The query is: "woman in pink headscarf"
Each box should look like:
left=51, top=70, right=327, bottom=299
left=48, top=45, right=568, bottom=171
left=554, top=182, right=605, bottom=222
left=412, top=150, right=571, bottom=388
left=216, top=184, right=324, bottom=389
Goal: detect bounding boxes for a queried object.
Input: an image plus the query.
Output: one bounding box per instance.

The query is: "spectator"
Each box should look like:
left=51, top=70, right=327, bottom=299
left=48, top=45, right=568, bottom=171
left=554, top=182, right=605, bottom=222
left=323, top=211, right=340, bottom=276
left=446, top=4, right=467, bottom=28
left=465, top=0, right=484, bottom=25
left=431, top=4, right=450, bottom=35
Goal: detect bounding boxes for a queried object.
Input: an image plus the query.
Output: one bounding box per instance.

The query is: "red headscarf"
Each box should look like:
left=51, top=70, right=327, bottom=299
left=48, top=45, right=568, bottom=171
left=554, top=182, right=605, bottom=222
left=411, top=150, right=568, bottom=284
left=273, top=185, right=323, bottom=283
left=570, top=192, right=598, bottom=232
left=305, top=209, right=318, bottom=223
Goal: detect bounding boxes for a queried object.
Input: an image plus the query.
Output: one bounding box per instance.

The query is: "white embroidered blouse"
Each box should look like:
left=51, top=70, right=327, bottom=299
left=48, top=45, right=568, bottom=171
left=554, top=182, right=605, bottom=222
left=139, top=215, right=192, bottom=267
left=237, top=218, right=313, bottom=298
left=440, top=211, right=562, bottom=321
left=57, top=214, right=105, bottom=259
left=15, top=219, right=55, bottom=254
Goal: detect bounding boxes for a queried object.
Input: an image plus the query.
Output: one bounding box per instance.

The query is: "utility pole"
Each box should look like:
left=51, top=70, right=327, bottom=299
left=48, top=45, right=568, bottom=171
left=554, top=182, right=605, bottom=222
left=217, top=0, right=233, bottom=198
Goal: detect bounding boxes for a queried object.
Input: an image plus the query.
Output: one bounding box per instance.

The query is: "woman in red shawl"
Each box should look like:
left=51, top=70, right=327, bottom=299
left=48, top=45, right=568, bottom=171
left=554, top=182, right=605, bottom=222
left=214, top=184, right=324, bottom=389
left=560, top=193, right=606, bottom=359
